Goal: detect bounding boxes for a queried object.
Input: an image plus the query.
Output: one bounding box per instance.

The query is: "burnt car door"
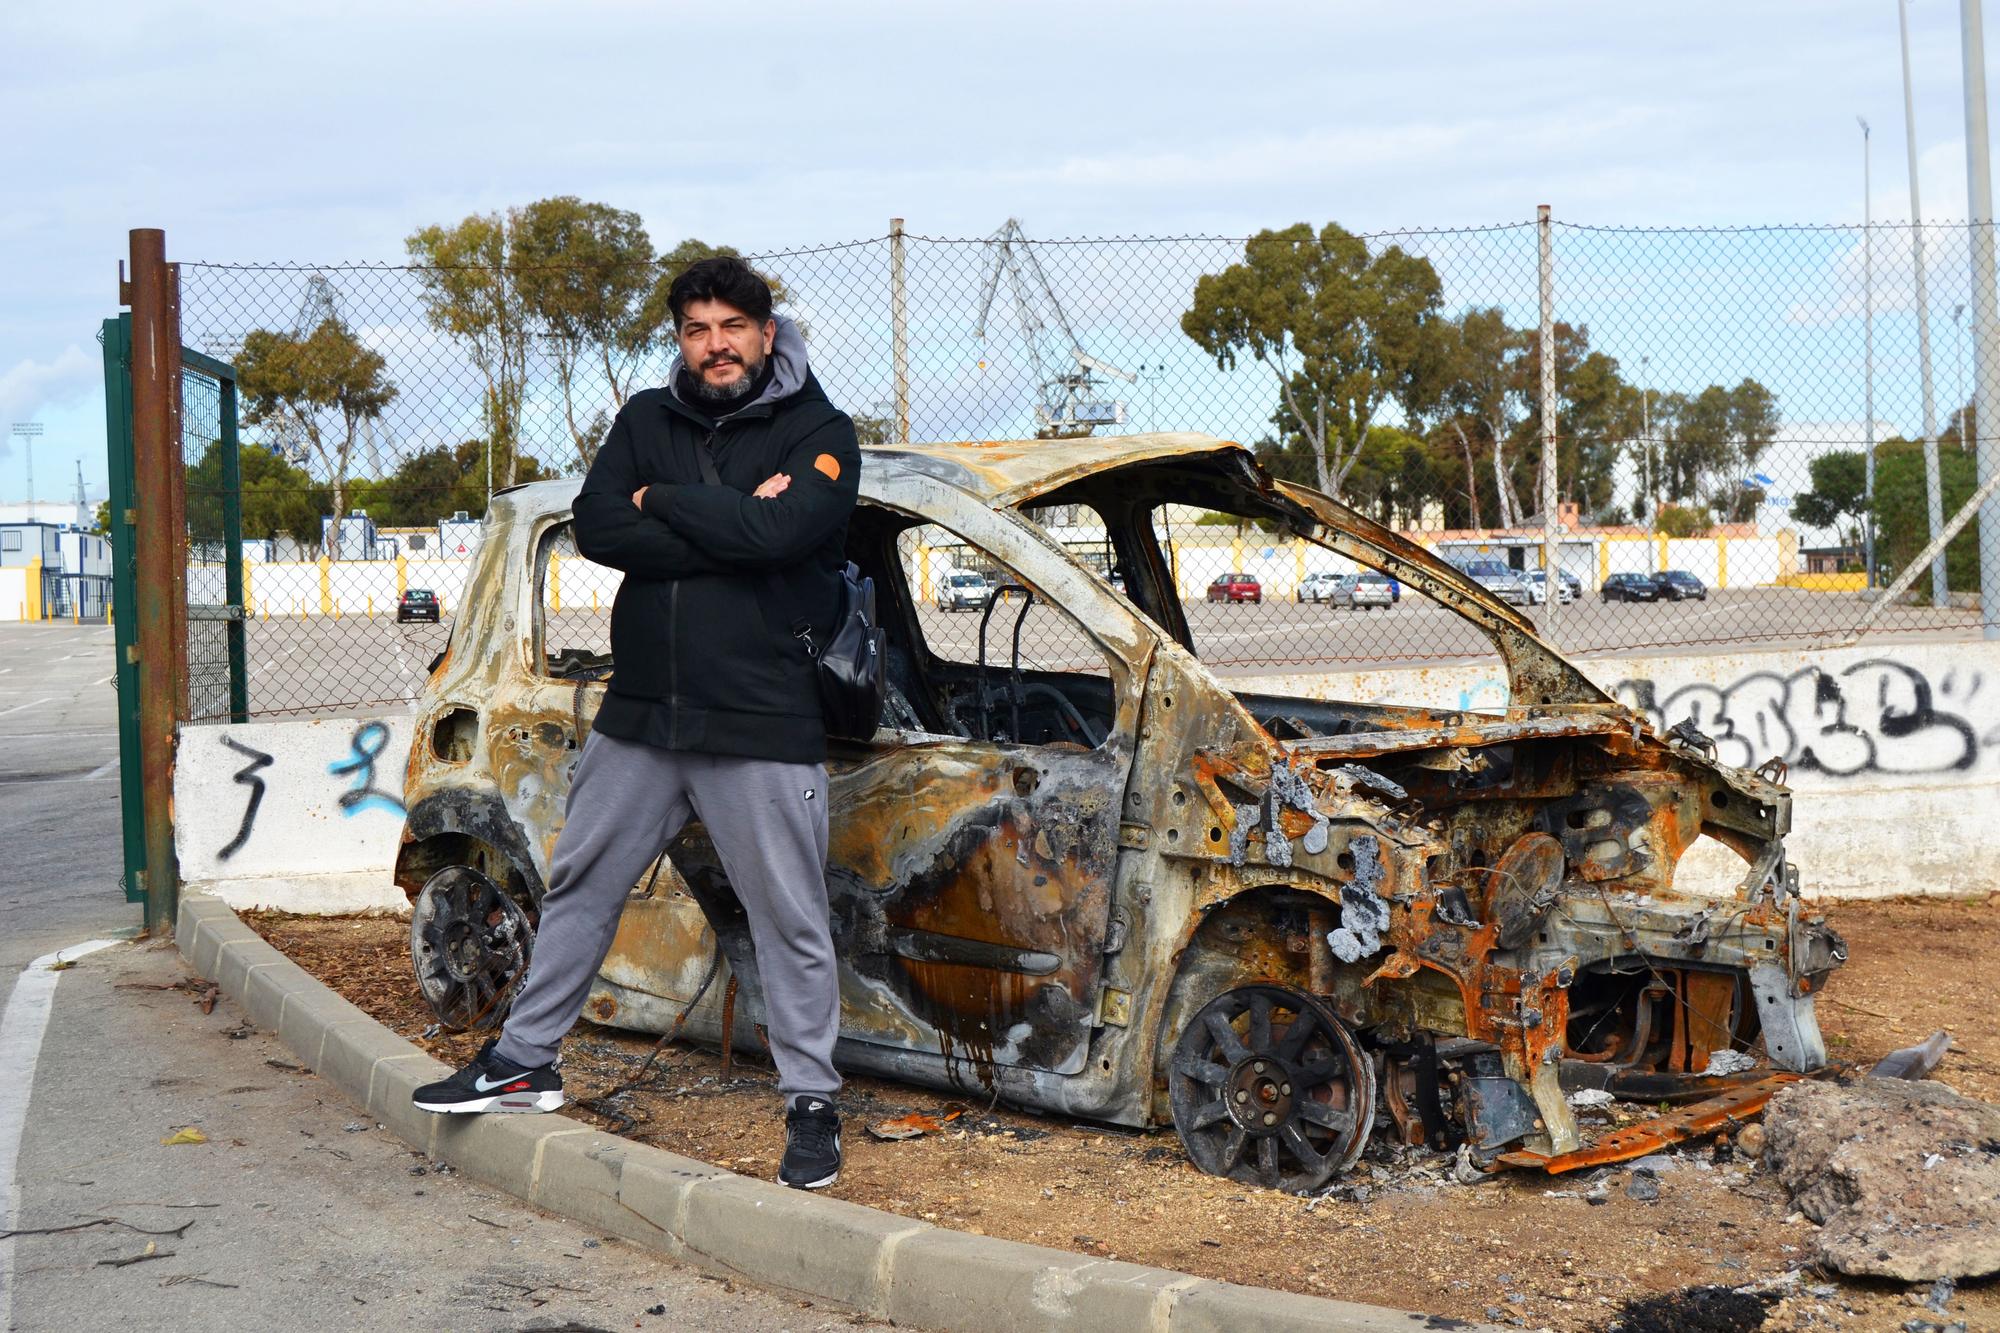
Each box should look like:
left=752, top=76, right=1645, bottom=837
left=791, top=499, right=1146, bottom=1079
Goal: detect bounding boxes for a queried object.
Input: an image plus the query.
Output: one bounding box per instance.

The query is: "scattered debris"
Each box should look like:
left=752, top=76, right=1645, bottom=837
left=160, top=1274, right=238, bottom=1290
left=1625, top=1169, right=1660, bottom=1203
left=1566, top=1088, right=1616, bottom=1109
left=159, top=1127, right=207, bottom=1146
left=1872, top=1030, right=1953, bottom=1081
left=1734, top=1122, right=1767, bottom=1161
left=0, top=1217, right=193, bottom=1241
left=866, top=1106, right=967, bottom=1142
left=1701, top=1049, right=1759, bottom=1077
left=1605, top=1283, right=1777, bottom=1332
left=1764, top=1076, right=2000, bottom=1279
left=97, top=1241, right=173, bottom=1268
left=467, top=1213, right=509, bottom=1229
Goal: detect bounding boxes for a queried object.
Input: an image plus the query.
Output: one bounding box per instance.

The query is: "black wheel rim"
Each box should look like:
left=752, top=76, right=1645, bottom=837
left=1168, top=984, right=1375, bottom=1192
left=410, top=866, right=534, bottom=1031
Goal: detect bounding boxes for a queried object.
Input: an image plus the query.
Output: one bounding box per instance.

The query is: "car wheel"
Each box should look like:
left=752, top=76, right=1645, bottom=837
left=410, top=865, right=535, bottom=1031
left=1167, top=983, right=1375, bottom=1191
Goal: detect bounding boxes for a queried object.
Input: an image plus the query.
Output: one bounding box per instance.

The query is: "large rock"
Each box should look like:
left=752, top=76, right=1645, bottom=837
left=1763, top=1076, right=2000, bottom=1280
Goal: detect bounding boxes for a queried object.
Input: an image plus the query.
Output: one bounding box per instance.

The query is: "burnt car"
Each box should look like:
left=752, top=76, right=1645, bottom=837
left=396, top=433, right=1842, bottom=1193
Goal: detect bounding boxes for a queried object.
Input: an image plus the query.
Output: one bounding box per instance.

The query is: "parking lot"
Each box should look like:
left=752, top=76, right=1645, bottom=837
left=225, top=585, right=1989, bottom=718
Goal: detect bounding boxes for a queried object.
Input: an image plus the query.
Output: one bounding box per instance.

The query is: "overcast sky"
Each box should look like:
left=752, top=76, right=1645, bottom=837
left=0, top=0, right=1988, bottom=504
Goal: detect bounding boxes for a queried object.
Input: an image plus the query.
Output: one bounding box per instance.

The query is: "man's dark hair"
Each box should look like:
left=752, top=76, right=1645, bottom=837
left=667, top=256, right=774, bottom=329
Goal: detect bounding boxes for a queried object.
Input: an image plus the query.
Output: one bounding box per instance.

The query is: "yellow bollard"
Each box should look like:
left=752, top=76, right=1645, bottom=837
left=592, top=590, right=598, bottom=613
left=368, top=595, right=374, bottom=618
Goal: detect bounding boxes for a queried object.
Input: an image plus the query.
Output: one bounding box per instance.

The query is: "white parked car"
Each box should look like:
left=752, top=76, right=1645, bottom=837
left=1296, top=571, right=1344, bottom=603
left=1525, top=571, right=1578, bottom=605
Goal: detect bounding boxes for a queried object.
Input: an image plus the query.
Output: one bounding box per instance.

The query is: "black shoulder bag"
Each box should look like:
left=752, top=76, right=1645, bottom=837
left=694, top=440, right=886, bottom=740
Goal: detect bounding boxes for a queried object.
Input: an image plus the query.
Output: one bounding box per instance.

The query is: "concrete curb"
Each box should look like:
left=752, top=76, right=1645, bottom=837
left=176, top=892, right=1498, bottom=1333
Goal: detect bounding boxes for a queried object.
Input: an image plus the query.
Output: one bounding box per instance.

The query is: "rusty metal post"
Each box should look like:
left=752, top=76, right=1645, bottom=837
left=127, top=228, right=186, bottom=935
left=890, top=217, right=911, bottom=445
left=1537, top=205, right=1560, bottom=635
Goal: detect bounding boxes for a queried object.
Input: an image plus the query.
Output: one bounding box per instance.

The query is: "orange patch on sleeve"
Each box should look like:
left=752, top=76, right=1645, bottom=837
left=813, top=453, right=841, bottom=481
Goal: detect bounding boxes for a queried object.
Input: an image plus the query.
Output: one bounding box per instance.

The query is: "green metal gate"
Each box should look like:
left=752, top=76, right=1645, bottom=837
left=102, top=231, right=247, bottom=931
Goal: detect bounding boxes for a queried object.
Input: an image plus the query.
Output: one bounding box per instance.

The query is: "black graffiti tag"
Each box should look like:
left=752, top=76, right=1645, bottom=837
left=217, top=736, right=274, bottom=860
left=1613, top=659, right=1986, bottom=777
left=328, top=720, right=407, bottom=817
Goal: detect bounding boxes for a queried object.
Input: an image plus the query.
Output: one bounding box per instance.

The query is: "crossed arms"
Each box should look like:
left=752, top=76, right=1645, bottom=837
left=571, top=409, right=861, bottom=579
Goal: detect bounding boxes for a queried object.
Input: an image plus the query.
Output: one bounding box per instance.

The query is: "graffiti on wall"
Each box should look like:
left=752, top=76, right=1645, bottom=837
left=1613, top=659, right=2000, bottom=778
left=210, top=721, right=406, bottom=862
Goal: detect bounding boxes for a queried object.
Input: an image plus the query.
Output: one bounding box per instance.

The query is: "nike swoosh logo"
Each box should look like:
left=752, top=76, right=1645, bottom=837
left=473, top=1072, right=521, bottom=1092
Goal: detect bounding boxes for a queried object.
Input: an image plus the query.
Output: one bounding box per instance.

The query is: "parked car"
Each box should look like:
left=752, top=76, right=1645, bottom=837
left=396, top=435, right=1841, bottom=1194
left=1296, top=571, right=1343, bottom=603
left=1327, top=572, right=1395, bottom=609
left=1456, top=559, right=1533, bottom=606
left=396, top=588, right=441, bottom=623
left=1655, top=569, right=1709, bottom=601
left=1601, top=572, right=1661, bottom=602
left=1524, top=571, right=1577, bottom=605
left=1206, top=572, right=1262, bottom=603
left=935, top=570, right=994, bottom=612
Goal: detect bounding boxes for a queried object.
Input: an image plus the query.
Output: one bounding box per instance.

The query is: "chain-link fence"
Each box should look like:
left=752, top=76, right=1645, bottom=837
left=172, top=217, right=1999, bottom=718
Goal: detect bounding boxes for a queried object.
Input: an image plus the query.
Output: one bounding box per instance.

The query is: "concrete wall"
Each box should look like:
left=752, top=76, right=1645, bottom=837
left=174, top=714, right=412, bottom=912
left=177, top=639, right=2000, bottom=910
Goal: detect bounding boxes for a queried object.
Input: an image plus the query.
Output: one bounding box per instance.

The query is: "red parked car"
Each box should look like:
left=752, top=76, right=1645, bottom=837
left=1205, top=572, right=1262, bottom=603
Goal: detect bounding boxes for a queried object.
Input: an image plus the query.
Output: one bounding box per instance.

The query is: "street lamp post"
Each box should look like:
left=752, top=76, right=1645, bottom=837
left=1901, top=0, right=1951, bottom=605
left=1861, top=116, right=1879, bottom=588
left=1956, top=302, right=1970, bottom=432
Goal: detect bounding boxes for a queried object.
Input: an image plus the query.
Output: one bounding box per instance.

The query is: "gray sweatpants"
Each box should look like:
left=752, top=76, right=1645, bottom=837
left=493, top=731, right=840, bottom=1100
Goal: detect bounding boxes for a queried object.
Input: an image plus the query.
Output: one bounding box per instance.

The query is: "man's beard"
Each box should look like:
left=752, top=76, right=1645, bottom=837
left=688, top=351, right=767, bottom=404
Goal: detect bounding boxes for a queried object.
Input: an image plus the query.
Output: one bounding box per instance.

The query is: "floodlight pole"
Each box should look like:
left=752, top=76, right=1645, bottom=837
left=1538, top=204, right=1560, bottom=633
left=9, top=423, right=42, bottom=509
left=1902, top=0, right=1952, bottom=605
left=1861, top=117, right=1880, bottom=588
left=1965, top=0, right=2000, bottom=637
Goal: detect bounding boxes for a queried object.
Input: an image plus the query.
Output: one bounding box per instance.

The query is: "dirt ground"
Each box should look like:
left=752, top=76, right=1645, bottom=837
left=242, top=895, right=2000, bottom=1332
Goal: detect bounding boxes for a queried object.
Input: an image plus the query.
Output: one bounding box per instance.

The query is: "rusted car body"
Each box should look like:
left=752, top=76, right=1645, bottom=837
left=396, top=433, right=1843, bottom=1191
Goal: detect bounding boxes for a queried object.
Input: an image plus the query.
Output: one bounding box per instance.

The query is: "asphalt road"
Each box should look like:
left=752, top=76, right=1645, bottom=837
left=0, top=624, right=850, bottom=1333
left=227, top=586, right=1990, bottom=717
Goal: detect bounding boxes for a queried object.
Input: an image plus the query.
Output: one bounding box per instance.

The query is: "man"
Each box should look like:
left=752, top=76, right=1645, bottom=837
left=413, top=256, right=862, bottom=1192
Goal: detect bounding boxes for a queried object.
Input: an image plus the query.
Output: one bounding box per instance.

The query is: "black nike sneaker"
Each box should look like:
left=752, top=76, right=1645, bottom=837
left=779, top=1097, right=841, bottom=1190
left=412, top=1038, right=564, bottom=1114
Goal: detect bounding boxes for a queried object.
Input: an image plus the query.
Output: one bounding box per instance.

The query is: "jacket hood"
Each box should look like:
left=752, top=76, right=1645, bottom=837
left=666, top=314, right=810, bottom=417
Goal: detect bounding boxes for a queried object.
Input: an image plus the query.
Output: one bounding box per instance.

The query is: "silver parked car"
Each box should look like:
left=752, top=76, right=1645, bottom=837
left=1458, top=559, right=1533, bottom=606
left=1328, top=572, right=1395, bottom=609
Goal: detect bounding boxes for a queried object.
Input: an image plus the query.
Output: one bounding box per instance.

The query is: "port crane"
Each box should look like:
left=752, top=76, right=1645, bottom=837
left=974, top=219, right=1135, bottom=438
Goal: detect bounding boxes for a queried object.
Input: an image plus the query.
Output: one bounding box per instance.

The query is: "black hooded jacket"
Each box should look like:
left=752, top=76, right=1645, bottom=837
left=572, top=319, right=861, bottom=764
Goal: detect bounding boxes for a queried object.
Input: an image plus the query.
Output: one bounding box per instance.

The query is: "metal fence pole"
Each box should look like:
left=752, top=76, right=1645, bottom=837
left=1967, top=0, right=2000, bottom=638
left=1538, top=205, right=1560, bottom=633
left=890, top=217, right=911, bottom=446
left=1903, top=0, right=1952, bottom=605
left=1861, top=117, right=1879, bottom=588
left=126, top=228, right=186, bottom=935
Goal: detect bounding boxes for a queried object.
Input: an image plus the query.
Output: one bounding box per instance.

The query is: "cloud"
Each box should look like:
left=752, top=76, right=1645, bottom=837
left=0, top=344, right=98, bottom=457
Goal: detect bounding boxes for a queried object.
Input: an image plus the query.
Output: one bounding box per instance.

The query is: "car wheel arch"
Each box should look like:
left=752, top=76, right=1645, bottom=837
left=396, top=789, right=547, bottom=912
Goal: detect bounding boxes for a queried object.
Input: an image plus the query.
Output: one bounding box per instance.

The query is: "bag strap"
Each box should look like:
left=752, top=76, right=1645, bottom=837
left=693, top=434, right=816, bottom=650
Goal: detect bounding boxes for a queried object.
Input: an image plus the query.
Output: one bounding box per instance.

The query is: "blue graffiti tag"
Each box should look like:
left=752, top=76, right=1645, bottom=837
left=328, top=720, right=408, bottom=817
